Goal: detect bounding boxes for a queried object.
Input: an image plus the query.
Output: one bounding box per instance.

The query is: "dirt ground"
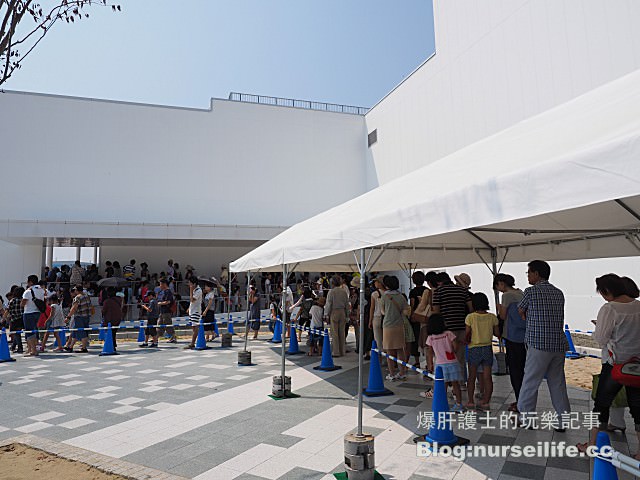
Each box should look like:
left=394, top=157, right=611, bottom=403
left=564, top=354, right=601, bottom=391
left=0, top=444, right=128, bottom=480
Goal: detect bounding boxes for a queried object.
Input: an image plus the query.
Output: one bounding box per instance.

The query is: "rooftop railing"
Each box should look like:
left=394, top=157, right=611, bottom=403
left=228, top=92, right=369, bottom=115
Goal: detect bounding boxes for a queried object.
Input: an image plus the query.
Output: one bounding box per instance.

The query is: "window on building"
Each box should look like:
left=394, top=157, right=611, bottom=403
left=368, top=129, right=377, bottom=147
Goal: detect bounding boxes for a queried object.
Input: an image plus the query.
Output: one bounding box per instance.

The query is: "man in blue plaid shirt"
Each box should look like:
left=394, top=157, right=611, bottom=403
left=516, top=260, right=570, bottom=430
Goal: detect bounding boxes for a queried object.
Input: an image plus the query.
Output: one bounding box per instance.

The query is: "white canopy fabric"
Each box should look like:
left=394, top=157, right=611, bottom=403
left=230, top=68, right=640, bottom=273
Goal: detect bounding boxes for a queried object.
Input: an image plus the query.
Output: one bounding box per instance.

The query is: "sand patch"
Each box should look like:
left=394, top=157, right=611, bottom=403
left=0, top=443, right=128, bottom=480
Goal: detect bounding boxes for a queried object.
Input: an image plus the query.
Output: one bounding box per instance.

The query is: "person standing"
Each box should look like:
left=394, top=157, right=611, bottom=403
left=64, top=285, right=92, bottom=353
left=431, top=272, right=473, bottom=385
left=408, top=271, right=427, bottom=368
left=21, top=275, right=45, bottom=356
left=517, top=260, right=570, bottom=430
left=157, top=278, right=176, bottom=343
left=324, top=276, right=349, bottom=357
left=69, top=260, right=84, bottom=286
left=123, top=259, right=136, bottom=279
left=380, top=275, right=410, bottom=381
left=202, top=282, right=217, bottom=342
left=368, top=277, right=386, bottom=351
left=185, top=277, right=203, bottom=349
left=140, top=290, right=159, bottom=348
left=577, top=274, right=640, bottom=457
left=9, top=286, right=25, bottom=353
left=494, top=273, right=525, bottom=411
left=101, top=288, right=124, bottom=351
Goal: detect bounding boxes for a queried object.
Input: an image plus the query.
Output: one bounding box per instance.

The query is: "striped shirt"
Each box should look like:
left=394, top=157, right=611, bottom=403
left=432, top=284, right=471, bottom=331
left=123, top=264, right=136, bottom=278
left=72, top=293, right=92, bottom=317
left=518, top=280, right=568, bottom=352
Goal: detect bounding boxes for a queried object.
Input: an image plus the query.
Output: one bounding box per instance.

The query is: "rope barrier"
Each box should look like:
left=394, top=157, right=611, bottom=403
left=274, top=318, right=329, bottom=337
left=596, top=451, right=640, bottom=477
left=371, top=346, right=435, bottom=380
left=6, top=316, right=275, bottom=336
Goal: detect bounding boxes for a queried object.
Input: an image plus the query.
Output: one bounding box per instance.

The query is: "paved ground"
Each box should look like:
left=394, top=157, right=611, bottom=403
left=0, top=331, right=637, bottom=480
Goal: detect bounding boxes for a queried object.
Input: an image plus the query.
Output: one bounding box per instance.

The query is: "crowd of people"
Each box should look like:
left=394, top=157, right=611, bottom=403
left=1, top=257, right=639, bottom=459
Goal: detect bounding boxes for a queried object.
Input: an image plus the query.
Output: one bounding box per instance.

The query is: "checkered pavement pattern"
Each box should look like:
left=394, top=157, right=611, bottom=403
left=0, top=336, right=637, bottom=479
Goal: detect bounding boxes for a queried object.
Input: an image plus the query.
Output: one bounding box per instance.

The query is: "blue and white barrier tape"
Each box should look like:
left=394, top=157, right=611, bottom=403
left=371, top=347, right=436, bottom=380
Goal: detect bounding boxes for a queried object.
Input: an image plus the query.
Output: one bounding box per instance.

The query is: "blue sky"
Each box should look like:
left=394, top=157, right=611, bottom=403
left=4, top=0, right=434, bottom=109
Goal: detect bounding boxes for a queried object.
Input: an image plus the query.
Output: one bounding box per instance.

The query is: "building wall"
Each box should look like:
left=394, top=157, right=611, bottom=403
left=0, top=93, right=367, bottom=226
left=365, top=0, right=640, bottom=187
left=0, top=241, right=43, bottom=299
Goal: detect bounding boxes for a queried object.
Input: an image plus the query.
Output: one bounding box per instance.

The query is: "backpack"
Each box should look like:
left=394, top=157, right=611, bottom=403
left=504, top=302, right=526, bottom=343
left=299, top=298, right=313, bottom=319
left=31, top=289, right=46, bottom=313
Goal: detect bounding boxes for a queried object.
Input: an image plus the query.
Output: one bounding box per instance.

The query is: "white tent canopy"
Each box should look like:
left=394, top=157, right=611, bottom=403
left=230, top=68, right=640, bottom=273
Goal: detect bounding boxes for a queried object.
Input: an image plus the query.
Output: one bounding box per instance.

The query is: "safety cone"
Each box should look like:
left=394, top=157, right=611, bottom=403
left=593, top=431, right=618, bottom=480
left=0, top=328, right=16, bottom=363
left=363, top=340, right=393, bottom=396
left=213, top=318, right=219, bottom=336
left=98, top=324, right=106, bottom=341
left=313, top=329, right=341, bottom=371
left=286, top=326, right=303, bottom=355
left=137, top=322, right=146, bottom=343
left=194, top=319, right=208, bottom=350
left=227, top=315, right=235, bottom=335
left=99, top=323, right=118, bottom=356
left=270, top=318, right=282, bottom=343
left=414, top=366, right=469, bottom=448
left=565, top=325, right=582, bottom=359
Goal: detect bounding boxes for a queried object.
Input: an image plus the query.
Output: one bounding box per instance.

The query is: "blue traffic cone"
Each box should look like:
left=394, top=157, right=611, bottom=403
left=99, top=323, right=118, bottom=356
left=137, top=322, right=146, bottom=343
left=363, top=340, right=393, bottom=396
left=270, top=318, right=282, bottom=343
left=227, top=315, right=235, bottom=335
left=286, top=326, right=303, bottom=355
left=565, top=325, right=582, bottom=359
left=194, top=319, right=208, bottom=350
left=313, top=329, right=341, bottom=371
left=213, top=318, right=219, bottom=336
left=98, top=324, right=106, bottom=341
left=418, top=366, right=468, bottom=448
left=593, top=431, right=618, bottom=480
left=0, top=328, right=16, bottom=363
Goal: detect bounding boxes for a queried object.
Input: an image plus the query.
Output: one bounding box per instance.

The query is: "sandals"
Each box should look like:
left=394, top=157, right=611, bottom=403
left=419, top=390, right=434, bottom=399
left=465, top=402, right=476, bottom=410
left=508, top=402, right=519, bottom=412
left=576, top=442, right=590, bottom=454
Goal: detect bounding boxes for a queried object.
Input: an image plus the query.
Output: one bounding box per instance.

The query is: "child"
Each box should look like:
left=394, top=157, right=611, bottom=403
left=423, top=314, right=464, bottom=412
left=308, top=297, right=325, bottom=356
left=40, top=294, right=64, bottom=352
left=140, top=290, right=159, bottom=347
left=465, top=292, right=500, bottom=410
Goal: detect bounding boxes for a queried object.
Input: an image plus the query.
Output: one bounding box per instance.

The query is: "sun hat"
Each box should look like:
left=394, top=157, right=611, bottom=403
left=454, top=273, right=471, bottom=289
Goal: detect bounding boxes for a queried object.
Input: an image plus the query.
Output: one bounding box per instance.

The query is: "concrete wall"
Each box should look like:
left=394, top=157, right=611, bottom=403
left=0, top=241, right=43, bottom=300
left=365, top=0, right=640, bottom=187
left=0, top=93, right=367, bottom=226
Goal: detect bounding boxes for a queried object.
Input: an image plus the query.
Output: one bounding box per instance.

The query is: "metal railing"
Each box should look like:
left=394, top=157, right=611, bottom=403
left=228, top=92, right=369, bottom=115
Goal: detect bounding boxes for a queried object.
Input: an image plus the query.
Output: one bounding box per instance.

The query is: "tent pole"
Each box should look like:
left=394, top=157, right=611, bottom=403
left=490, top=248, right=499, bottom=313
left=357, top=248, right=366, bottom=436
left=244, top=272, right=251, bottom=352
left=281, top=264, right=288, bottom=393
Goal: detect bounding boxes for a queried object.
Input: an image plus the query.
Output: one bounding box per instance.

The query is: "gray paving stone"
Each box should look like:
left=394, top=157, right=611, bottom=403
left=501, top=461, right=547, bottom=480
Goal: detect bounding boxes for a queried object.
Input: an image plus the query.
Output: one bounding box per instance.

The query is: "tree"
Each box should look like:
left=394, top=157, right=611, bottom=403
left=0, top=0, right=120, bottom=86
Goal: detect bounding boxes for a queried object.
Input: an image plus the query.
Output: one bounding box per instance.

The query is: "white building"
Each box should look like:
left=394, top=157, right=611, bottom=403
left=2, top=1, right=639, bottom=327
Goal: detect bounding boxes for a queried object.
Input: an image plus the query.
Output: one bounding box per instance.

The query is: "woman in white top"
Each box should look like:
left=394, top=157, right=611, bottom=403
left=578, top=274, right=640, bottom=458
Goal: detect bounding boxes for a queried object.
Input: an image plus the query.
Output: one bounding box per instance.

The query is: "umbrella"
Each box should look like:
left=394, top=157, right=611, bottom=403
left=197, top=276, right=218, bottom=286
left=97, top=277, right=130, bottom=288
